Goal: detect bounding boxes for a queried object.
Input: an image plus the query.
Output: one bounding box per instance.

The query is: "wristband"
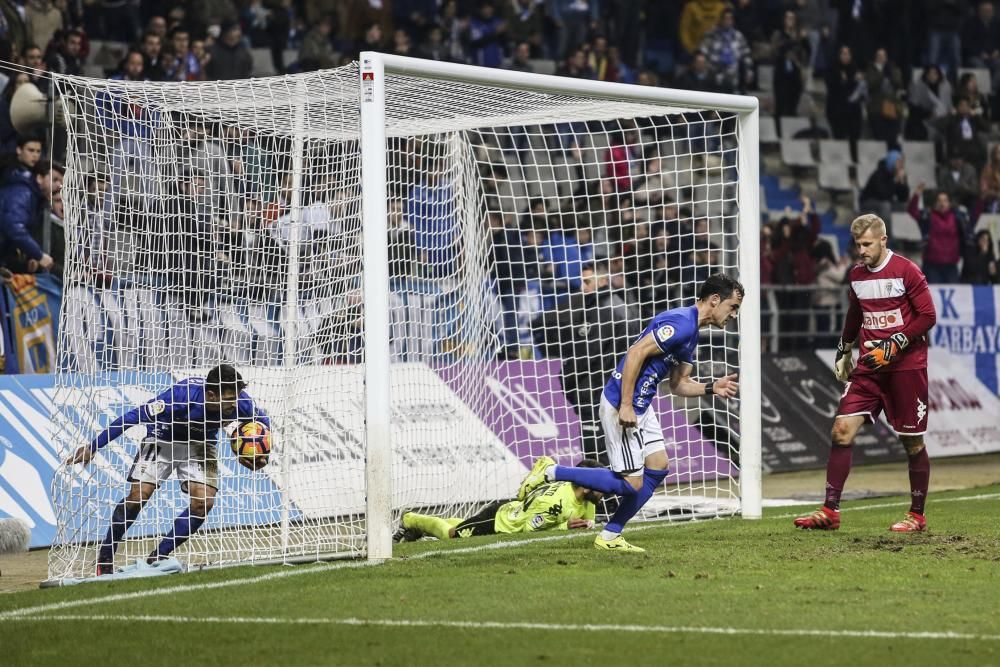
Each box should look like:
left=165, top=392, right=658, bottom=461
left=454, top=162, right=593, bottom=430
left=705, top=382, right=714, bottom=396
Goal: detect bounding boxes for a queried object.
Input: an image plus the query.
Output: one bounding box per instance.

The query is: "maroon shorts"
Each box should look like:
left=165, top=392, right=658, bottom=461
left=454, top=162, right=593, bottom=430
left=836, top=368, right=929, bottom=435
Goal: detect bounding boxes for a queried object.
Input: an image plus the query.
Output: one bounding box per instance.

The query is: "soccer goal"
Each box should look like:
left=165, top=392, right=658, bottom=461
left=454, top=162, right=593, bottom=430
left=45, top=52, right=759, bottom=580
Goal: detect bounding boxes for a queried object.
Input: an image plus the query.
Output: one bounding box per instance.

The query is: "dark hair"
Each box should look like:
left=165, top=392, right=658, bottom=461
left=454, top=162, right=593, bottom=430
left=575, top=458, right=603, bottom=469
left=206, top=363, right=247, bottom=395
left=35, top=160, right=65, bottom=177
left=698, top=273, right=745, bottom=301
left=16, top=134, right=42, bottom=148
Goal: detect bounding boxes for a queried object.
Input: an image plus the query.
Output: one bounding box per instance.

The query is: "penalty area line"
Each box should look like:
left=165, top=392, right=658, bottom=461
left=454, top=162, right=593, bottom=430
left=6, top=614, right=1000, bottom=642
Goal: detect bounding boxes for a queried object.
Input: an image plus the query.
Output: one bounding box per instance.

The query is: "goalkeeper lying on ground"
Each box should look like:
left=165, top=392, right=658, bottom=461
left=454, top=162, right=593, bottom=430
left=395, top=458, right=603, bottom=541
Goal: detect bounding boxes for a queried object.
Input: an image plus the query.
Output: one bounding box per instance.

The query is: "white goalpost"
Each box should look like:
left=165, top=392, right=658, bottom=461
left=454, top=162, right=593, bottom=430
left=46, top=52, right=760, bottom=580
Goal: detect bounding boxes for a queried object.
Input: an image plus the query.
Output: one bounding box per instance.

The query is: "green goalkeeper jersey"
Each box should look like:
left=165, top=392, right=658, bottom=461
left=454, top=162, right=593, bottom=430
left=493, top=482, right=595, bottom=534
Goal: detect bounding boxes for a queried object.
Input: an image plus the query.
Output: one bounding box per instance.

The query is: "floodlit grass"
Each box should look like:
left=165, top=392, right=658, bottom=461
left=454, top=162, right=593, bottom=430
left=2, top=486, right=999, bottom=667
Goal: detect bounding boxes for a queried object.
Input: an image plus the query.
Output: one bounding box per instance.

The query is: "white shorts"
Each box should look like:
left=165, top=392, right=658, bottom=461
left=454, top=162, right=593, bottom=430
left=600, top=395, right=666, bottom=475
left=128, top=438, right=219, bottom=491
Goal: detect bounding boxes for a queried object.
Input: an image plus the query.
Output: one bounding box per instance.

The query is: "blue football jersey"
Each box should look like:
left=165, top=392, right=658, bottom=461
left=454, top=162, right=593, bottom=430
left=89, top=377, right=270, bottom=452
left=602, top=305, right=699, bottom=415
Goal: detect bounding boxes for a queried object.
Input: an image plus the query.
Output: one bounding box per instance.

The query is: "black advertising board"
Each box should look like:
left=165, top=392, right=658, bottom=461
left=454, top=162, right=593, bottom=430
left=759, top=354, right=905, bottom=472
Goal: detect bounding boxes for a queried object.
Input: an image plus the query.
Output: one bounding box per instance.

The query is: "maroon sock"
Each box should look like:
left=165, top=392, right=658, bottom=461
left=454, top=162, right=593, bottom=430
left=824, top=445, right=853, bottom=511
left=907, top=448, right=930, bottom=515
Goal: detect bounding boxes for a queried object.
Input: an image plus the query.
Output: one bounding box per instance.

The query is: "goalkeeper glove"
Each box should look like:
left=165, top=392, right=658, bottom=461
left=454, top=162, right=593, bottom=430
left=834, top=339, right=854, bottom=382
left=859, top=332, right=909, bottom=370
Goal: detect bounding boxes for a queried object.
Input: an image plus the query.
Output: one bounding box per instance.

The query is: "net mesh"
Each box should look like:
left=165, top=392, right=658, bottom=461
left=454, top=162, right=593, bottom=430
left=47, top=62, right=744, bottom=580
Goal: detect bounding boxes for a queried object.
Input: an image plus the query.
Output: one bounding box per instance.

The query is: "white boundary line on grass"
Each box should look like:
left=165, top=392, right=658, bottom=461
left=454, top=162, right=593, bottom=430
left=3, top=491, right=998, bottom=620
left=6, top=614, right=1000, bottom=642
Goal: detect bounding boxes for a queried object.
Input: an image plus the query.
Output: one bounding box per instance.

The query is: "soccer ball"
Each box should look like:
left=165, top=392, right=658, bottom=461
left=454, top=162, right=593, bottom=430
left=231, top=421, right=272, bottom=460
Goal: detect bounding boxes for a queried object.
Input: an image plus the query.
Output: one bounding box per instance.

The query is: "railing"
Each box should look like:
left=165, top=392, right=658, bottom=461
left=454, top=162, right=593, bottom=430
left=761, top=284, right=848, bottom=353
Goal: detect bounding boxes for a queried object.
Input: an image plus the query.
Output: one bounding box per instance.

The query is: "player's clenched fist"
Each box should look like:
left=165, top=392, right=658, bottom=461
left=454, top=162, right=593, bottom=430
left=859, top=332, right=909, bottom=369
left=712, top=373, right=739, bottom=398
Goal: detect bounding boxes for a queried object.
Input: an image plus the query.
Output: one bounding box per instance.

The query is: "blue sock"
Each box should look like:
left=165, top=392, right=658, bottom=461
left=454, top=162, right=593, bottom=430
left=98, top=499, right=139, bottom=565
left=154, top=509, right=206, bottom=559
left=604, top=469, right=669, bottom=534
left=552, top=465, right=638, bottom=496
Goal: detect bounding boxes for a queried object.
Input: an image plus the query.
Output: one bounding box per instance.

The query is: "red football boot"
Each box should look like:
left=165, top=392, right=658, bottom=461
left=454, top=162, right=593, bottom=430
left=889, top=511, right=926, bottom=532
left=793, top=505, right=841, bottom=530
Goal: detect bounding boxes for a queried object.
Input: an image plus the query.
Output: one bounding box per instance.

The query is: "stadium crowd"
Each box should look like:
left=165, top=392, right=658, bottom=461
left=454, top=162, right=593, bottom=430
left=1, top=0, right=1000, bottom=366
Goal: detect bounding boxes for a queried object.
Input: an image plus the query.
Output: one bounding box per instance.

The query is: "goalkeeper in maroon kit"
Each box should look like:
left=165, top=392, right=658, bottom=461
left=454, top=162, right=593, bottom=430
left=794, top=214, right=937, bottom=532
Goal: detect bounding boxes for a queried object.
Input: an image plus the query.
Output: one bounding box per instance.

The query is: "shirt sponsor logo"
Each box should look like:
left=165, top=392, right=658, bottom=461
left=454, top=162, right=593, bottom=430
left=862, top=308, right=904, bottom=330
left=852, top=278, right=906, bottom=300
left=656, top=325, right=675, bottom=342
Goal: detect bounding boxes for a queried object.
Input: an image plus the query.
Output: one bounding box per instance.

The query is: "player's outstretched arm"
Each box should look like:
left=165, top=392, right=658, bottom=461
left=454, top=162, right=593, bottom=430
left=669, top=363, right=739, bottom=398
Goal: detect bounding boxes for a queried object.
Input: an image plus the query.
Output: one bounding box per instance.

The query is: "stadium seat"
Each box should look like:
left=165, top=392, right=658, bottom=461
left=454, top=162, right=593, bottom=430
left=251, top=48, right=276, bottom=76
left=780, top=139, right=816, bottom=167
left=891, top=212, right=923, bottom=243
left=976, top=213, right=1000, bottom=234
left=819, top=139, right=853, bottom=165
left=857, top=140, right=887, bottom=165
left=855, top=158, right=879, bottom=187
left=757, top=64, right=774, bottom=91
left=779, top=115, right=810, bottom=138
left=958, top=67, right=991, bottom=94
left=528, top=59, right=557, bottom=76
left=907, top=159, right=937, bottom=189
left=902, top=141, right=935, bottom=166
left=759, top=116, right=779, bottom=144
left=818, top=163, right=852, bottom=190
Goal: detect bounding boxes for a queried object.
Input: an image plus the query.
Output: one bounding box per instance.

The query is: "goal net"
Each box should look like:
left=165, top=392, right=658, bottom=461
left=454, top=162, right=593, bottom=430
left=46, top=54, right=759, bottom=580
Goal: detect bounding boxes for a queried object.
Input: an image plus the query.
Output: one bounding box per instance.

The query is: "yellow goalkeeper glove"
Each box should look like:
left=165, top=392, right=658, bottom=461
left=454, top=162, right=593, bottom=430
left=833, top=338, right=854, bottom=382
left=859, top=333, right=909, bottom=370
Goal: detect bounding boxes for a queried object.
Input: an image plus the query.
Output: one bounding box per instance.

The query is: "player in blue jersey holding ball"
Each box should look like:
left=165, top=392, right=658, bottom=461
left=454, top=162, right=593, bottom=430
left=524, top=274, right=744, bottom=552
left=65, top=364, right=270, bottom=576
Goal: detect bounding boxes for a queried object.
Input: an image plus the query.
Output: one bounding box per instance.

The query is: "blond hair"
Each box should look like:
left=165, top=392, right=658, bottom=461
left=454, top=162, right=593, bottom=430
left=850, top=214, right=886, bottom=238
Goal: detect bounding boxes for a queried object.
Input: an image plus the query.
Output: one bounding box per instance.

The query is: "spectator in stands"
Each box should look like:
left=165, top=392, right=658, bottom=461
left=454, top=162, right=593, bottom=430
left=533, top=260, right=633, bottom=466
left=0, top=73, right=31, bottom=155
left=242, top=0, right=272, bottom=47
left=556, top=47, right=596, bottom=79
left=354, top=20, right=387, bottom=54
left=633, top=155, right=676, bottom=207
left=604, top=46, right=636, bottom=83
left=700, top=8, right=754, bottom=93
left=164, top=27, right=202, bottom=81
left=905, top=65, right=953, bottom=141
left=140, top=31, right=166, bottom=81
left=191, top=39, right=212, bottom=76
left=407, top=152, right=458, bottom=277
left=421, top=26, right=454, bottom=62
left=793, top=0, right=833, bottom=73
left=908, top=183, right=972, bottom=283
left=207, top=22, right=253, bottom=80
left=936, top=152, right=980, bottom=210
left=468, top=3, right=506, bottom=68
left=490, top=209, right=529, bottom=359
left=22, top=44, right=50, bottom=95
left=605, top=125, right=641, bottom=194
left=676, top=50, right=719, bottom=92
left=588, top=35, right=610, bottom=80
left=835, top=0, right=880, bottom=65
left=771, top=9, right=811, bottom=117
left=926, top=0, right=967, bottom=79
left=679, top=0, right=727, bottom=56
left=962, top=1, right=1000, bottom=92
left=25, top=0, right=63, bottom=56
left=508, top=41, right=534, bottom=72
left=825, top=45, right=865, bottom=153
left=549, top=0, right=599, bottom=60
left=0, top=137, right=54, bottom=273
left=979, top=143, right=1000, bottom=214
left=956, top=70, right=992, bottom=120
left=860, top=149, right=910, bottom=226
left=45, top=29, right=84, bottom=77
left=939, top=96, right=990, bottom=171
left=961, top=229, right=999, bottom=283
left=299, top=15, right=337, bottom=70
left=864, top=47, right=905, bottom=143
left=146, top=15, right=168, bottom=41
left=503, top=0, right=545, bottom=57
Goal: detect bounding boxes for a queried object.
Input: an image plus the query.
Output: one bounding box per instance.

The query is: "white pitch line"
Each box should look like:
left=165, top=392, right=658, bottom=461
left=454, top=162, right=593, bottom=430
left=3, top=490, right=997, bottom=620
left=6, top=614, right=999, bottom=642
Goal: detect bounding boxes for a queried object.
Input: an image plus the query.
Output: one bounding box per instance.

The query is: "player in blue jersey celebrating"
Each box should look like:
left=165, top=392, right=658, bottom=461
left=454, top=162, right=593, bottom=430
left=65, top=364, right=270, bottom=576
left=526, top=274, right=743, bottom=552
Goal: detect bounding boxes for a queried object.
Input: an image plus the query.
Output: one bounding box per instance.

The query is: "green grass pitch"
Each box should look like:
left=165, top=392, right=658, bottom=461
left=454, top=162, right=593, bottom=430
left=2, top=485, right=999, bottom=667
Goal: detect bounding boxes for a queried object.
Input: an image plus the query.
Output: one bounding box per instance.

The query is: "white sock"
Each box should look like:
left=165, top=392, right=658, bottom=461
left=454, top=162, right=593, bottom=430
left=543, top=465, right=555, bottom=482
left=600, top=529, right=620, bottom=541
